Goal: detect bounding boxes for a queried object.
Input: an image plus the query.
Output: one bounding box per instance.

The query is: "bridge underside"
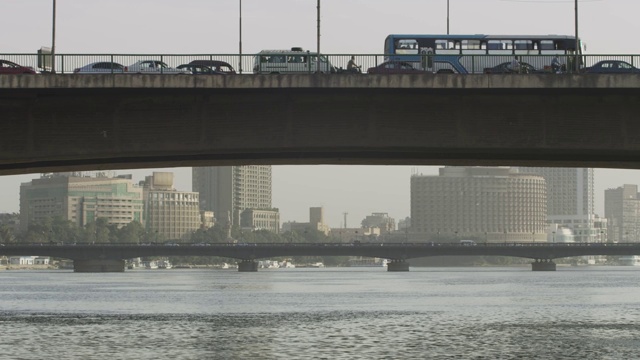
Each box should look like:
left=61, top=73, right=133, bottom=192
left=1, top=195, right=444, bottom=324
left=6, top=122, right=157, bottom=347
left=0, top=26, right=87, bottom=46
left=1, top=79, right=640, bottom=174
left=73, top=259, right=125, bottom=272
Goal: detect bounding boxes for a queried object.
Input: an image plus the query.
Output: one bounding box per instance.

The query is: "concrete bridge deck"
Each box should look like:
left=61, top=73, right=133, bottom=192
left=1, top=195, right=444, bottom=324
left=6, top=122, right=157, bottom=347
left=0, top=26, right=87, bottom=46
left=1, top=73, right=640, bottom=175
left=1, top=242, right=638, bottom=272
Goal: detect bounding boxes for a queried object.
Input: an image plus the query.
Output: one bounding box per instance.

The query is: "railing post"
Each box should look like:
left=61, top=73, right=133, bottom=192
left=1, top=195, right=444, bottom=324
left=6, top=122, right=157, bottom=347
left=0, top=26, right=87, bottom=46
left=110, top=55, right=114, bottom=74
left=472, top=55, right=475, bottom=74
left=160, top=54, right=164, bottom=74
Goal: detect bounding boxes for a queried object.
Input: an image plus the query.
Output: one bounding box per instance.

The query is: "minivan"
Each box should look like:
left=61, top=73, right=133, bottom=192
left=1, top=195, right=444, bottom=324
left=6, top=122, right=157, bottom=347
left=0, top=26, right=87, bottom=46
left=253, top=47, right=335, bottom=74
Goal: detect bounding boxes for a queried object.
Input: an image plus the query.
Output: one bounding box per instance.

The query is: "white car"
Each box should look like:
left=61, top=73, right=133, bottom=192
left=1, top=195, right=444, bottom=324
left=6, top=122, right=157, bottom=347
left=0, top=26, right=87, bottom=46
left=125, top=60, right=190, bottom=74
left=73, top=61, right=126, bottom=74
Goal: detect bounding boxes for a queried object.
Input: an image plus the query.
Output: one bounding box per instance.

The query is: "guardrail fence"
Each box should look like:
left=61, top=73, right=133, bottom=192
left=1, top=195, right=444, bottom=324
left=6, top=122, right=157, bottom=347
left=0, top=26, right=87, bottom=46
left=2, top=53, right=639, bottom=75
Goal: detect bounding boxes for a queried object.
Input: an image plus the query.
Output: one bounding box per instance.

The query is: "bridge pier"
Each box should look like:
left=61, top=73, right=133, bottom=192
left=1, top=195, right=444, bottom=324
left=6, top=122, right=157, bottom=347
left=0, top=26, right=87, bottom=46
left=531, top=259, right=556, bottom=271
left=387, top=259, right=410, bottom=272
left=74, top=259, right=125, bottom=272
left=237, top=260, right=258, bottom=272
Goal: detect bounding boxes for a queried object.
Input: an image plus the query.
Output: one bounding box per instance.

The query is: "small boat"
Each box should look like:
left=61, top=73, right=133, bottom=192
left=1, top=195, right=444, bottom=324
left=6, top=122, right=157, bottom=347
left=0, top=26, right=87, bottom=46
left=348, top=257, right=387, bottom=267
left=143, top=261, right=158, bottom=270
left=619, top=256, right=640, bottom=266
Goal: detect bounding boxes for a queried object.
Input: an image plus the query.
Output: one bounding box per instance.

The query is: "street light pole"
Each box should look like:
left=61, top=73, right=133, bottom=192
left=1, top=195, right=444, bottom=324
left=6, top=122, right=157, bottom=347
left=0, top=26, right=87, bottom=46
left=574, top=0, right=579, bottom=72
left=316, top=0, right=321, bottom=72
left=447, top=0, right=450, bottom=35
left=239, top=0, right=242, bottom=74
left=51, top=0, right=56, bottom=73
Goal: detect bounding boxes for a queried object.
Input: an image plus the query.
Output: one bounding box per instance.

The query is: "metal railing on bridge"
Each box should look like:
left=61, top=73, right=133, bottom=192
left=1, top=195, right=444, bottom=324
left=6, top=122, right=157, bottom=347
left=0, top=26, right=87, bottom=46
left=4, top=241, right=635, bottom=247
left=2, top=53, right=640, bottom=75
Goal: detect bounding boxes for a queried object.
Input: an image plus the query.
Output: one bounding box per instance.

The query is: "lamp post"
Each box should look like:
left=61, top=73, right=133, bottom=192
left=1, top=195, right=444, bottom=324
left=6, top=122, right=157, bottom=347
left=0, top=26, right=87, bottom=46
left=574, top=0, right=579, bottom=73
left=51, top=0, right=56, bottom=73
left=446, top=0, right=450, bottom=35
left=316, top=0, right=321, bottom=73
left=239, top=0, right=242, bottom=74
left=532, top=232, right=535, bottom=243
left=552, top=231, right=556, bottom=244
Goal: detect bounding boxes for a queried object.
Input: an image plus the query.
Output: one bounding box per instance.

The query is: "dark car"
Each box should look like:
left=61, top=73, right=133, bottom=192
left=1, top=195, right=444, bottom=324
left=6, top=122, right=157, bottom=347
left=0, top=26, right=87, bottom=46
left=583, top=60, right=640, bottom=74
left=0, top=59, right=36, bottom=74
left=178, top=60, right=236, bottom=75
left=367, top=61, right=427, bottom=74
left=483, top=62, right=544, bottom=74
left=73, top=61, right=125, bottom=74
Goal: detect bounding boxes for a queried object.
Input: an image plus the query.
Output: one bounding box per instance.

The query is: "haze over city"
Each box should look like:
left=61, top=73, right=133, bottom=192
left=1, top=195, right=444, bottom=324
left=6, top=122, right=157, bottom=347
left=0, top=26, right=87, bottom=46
left=2, top=0, right=640, bottom=227
left=4, top=1, right=640, bottom=359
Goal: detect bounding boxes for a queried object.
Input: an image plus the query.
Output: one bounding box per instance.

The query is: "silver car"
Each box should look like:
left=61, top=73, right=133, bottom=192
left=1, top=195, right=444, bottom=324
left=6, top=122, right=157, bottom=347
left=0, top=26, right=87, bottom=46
left=125, top=60, right=190, bottom=74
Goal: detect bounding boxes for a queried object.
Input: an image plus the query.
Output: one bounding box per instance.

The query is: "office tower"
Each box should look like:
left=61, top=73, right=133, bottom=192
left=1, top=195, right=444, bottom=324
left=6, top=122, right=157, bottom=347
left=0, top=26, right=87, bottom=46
left=411, top=167, right=547, bottom=242
left=142, top=172, right=201, bottom=241
left=517, top=167, right=597, bottom=242
left=192, top=165, right=277, bottom=231
left=605, top=184, right=640, bottom=243
left=19, top=172, right=143, bottom=232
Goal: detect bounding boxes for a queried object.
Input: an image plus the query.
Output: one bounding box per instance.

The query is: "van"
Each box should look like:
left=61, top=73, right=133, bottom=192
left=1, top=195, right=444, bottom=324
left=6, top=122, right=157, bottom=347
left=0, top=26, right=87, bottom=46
left=253, top=47, right=335, bottom=74
left=459, top=239, right=477, bottom=246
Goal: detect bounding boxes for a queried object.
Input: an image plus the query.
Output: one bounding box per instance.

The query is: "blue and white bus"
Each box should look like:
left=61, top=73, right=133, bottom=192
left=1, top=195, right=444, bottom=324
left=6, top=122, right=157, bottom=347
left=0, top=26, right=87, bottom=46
left=384, top=34, right=582, bottom=74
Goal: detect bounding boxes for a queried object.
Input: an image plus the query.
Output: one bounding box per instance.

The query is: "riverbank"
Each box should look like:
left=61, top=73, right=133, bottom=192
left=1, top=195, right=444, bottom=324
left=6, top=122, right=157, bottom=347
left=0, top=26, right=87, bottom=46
left=2, top=265, right=59, bottom=271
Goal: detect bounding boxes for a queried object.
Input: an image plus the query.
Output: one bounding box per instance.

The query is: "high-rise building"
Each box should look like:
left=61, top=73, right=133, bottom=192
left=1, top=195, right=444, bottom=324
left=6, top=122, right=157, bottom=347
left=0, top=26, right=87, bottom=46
left=142, top=172, right=201, bottom=241
left=517, top=167, right=598, bottom=242
left=411, top=167, right=547, bottom=242
left=605, top=184, right=640, bottom=243
left=361, top=212, right=396, bottom=233
left=19, top=172, right=143, bottom=232
left=192, top=165, right=275, bottom=228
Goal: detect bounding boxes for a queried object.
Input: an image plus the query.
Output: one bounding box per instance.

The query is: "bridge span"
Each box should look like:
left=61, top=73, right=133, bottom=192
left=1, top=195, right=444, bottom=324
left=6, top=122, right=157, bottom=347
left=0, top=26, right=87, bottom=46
left=2, top=242, right=639, bottom=272
left=1, top=73, right=640, bottom=175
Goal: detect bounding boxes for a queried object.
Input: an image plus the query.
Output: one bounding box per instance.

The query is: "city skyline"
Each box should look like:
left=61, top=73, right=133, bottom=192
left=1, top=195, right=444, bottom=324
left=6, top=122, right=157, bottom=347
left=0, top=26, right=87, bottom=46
left=2, top=0, right=640, bottom=228
left=5, top=166, right=640, bottom=230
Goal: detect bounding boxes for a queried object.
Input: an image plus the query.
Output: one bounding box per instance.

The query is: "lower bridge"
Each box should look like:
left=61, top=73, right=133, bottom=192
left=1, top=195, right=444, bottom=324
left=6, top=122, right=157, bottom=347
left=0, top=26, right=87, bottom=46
left=2, top=242, right=640, bottom=272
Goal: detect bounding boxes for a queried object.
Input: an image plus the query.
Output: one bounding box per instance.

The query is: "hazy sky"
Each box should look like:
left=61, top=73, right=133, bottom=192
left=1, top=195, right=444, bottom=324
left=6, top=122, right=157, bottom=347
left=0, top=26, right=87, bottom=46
left=2, top=0, right=640, bottom=227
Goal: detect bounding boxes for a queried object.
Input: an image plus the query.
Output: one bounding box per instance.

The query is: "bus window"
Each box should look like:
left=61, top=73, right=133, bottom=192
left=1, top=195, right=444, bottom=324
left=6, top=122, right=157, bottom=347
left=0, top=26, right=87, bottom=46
left=487, top=40, right=503, bottom=50
left=540, top=40, right=556, bottom=50
left=396, top=39, right=418, bottom=54
left=436, top=40, right=448, bottom=50
left=462, top=40, right=481, bottom=50
left=269, top=56, right=286, bottom=63
left=514, top=40, right=533, bottom=50
left=488, top=40, right=513, bottom=52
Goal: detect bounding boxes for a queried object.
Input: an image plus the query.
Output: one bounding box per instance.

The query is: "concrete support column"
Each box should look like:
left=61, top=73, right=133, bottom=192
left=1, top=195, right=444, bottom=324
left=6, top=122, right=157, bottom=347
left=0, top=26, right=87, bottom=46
left=74, top=259, right=125, bottom=273
left=387, top=259, right=410, bottom=272
left=531, top=259, right=556, bottom=271
left=238, top=260, right=258, bottom=272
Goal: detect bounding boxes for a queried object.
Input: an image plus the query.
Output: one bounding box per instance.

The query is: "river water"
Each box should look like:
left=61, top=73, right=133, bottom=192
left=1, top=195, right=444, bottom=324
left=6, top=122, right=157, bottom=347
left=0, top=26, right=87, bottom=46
left=1, top=266, right=639, bottom=359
